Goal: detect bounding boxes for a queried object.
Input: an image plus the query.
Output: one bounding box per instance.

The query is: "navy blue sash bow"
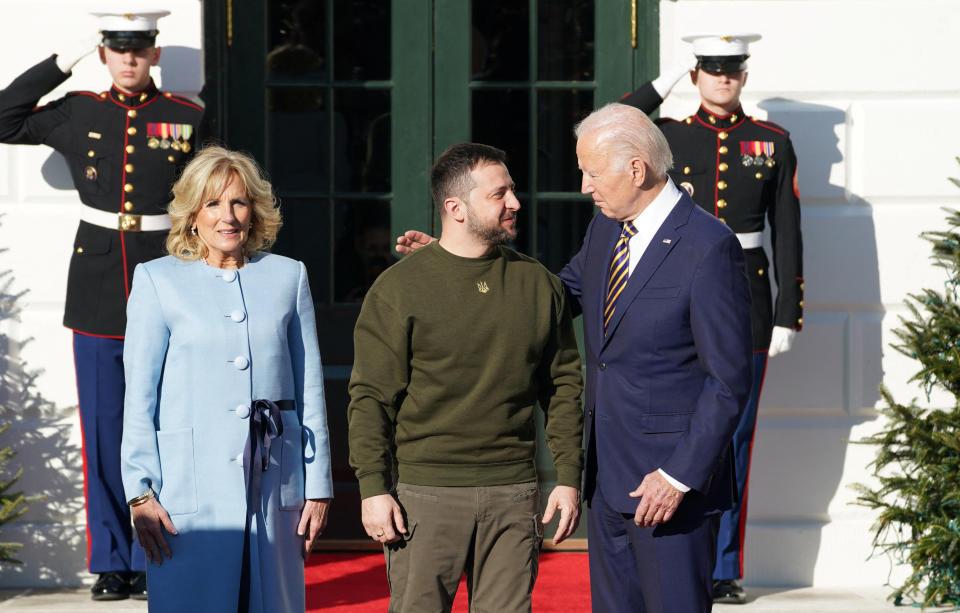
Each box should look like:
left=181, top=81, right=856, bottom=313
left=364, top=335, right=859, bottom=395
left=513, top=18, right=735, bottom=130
left=250, top=399, right=286, bottom=472
left=239, top=398, right=295, bottom=610
left=242, top=399, right=295, bottom=507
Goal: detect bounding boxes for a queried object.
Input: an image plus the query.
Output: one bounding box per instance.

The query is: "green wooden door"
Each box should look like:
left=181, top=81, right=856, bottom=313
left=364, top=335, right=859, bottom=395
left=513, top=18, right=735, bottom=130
left=205, top=0, right=657, bottom=545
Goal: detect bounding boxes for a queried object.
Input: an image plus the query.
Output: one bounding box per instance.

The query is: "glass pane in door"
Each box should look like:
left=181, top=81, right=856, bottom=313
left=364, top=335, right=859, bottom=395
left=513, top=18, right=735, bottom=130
left=538, top=0, right=594, bottom=81
left=472, top=89, right=530, bottom=190
left=472, top=1, right=530, bottom=81
left=537, top=89, right=593, bottom=192
left=265, top=0, right=393, bottom=313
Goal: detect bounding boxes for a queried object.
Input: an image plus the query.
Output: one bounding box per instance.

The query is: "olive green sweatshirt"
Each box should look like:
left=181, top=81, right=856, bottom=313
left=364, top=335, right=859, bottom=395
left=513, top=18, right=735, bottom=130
left=347, top=241, right=584, bottom=499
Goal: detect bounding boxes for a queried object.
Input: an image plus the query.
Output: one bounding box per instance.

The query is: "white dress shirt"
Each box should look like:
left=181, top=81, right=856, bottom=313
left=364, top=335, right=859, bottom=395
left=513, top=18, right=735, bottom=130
left=626, top=178, right=681, bottom=275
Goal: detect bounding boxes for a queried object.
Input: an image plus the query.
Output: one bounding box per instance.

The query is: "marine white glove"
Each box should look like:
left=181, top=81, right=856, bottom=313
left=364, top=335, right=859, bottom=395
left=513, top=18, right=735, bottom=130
left=767, top=326, right=796, bottom=357
left=55, top=35, right=102, bottom=74
left=651, top=58, right=697, bottom=99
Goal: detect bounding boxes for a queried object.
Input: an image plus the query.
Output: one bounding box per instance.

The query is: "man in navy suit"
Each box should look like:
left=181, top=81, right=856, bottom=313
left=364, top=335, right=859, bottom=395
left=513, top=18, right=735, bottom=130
left=559, top=103, right=753, bottom=613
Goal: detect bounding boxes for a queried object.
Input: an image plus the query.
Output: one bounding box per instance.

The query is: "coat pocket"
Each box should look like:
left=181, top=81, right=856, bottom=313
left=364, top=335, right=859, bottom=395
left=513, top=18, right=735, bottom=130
left=633, top=412, right=694, bottom=433
left=279, top=424, right=306, bottom=510
left=637, top=286, right=681, bottom=299
left=156, top=428, right=198, bottom=515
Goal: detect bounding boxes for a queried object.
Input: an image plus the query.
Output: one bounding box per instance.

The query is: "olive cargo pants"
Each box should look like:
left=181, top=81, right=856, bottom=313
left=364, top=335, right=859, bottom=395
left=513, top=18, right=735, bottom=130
left=385, top=482, right=543, bottom=613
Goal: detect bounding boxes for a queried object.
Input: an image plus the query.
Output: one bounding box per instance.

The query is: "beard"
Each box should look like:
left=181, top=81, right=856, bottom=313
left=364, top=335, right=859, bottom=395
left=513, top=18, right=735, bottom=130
left=465, top=207, right=518, bottom=246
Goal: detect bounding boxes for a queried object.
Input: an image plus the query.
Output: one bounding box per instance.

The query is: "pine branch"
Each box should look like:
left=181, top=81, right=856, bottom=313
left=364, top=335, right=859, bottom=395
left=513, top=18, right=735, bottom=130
left=852, top=177, right=960, bottom=605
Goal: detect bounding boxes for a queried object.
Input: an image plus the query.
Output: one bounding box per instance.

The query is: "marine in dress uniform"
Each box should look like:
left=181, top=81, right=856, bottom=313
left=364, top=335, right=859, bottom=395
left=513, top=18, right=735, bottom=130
left=0, top=11, right=202, bottom=600
left=621, top=33, right=804, bottom=604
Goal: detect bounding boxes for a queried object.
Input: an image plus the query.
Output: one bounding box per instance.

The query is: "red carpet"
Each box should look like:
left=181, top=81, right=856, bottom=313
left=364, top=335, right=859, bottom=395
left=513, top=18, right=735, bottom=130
left=306, top=552, right=591, bottom=612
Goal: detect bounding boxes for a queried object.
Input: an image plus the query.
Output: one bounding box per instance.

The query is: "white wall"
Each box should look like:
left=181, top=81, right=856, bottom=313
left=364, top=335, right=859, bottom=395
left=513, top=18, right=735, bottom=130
left=0, top=0, right=203, bottom=588
left=660, top=0, right=960, bottom=587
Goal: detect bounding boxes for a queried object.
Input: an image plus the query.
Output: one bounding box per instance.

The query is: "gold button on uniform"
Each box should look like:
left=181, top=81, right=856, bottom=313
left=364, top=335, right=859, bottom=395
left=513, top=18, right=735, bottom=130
left=719, top=217, right=726, bottom=224
left=730, top=114, right=737, bottom=122
left=76, top=246, right=84, bottom=254
left=126, top=145, right=135, bottom=154
left=124, top=201, right=133, bottom=211
left=140, top=93, right=148, bottom=102
left=755, top=172, right=763, bottom=179
left=683, top=166, right=691, bottom=175
left=719, top=162, right=728, bottom=172
left=125, top=164, right=134, bottom=173
left=800, top=283, right=805, bottom=290
left=117, top=93, right=126, bottom=101
left=717, top=199, right=727, bottom=208
left=127, top=127, right=137, bottom=135
left=708, top=116, right=717, bottom=124
left=124, top=183, right=133, bottom=193
left=128, top=110, right=137, bottom=118
left=797, top=317, right=803, bottom=325
left=799, top=300, right=804, bottom=307
left=718, top=131, right=729, bottom=140
left=758, top=268, right=765, bottom=276
left=685, top=117, right=693, bottom=125
left=168, top=155, right=175, bottom=162
left=717, top=180, right=727, bottom=190
left=87, top=150, right=95, bottom=158
left=719, top=145, right=728, bottom=154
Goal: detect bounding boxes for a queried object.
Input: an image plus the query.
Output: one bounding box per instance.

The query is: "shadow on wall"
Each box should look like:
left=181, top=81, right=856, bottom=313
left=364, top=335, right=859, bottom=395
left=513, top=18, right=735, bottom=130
left=0, top=225, right=85, bottom=587
left=745, top=99, right=883, bottom=586
left=156, top=46, right=204, bottom=94
left=40, top=152, right=72, bottom=190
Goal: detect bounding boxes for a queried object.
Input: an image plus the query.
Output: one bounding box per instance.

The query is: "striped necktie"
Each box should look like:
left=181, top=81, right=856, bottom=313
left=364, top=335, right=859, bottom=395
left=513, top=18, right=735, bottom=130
left=604, top=220, right=638, bottom=334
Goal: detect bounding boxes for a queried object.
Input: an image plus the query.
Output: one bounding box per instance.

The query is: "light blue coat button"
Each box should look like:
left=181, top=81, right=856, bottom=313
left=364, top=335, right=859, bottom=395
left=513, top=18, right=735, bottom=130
left=235, top=404, right=250, bottom=418
left=230, top=309, right=246, bottom=323
left=221, top=270, right=237, bottom=282
left=234, top=356, right=249, bottom=370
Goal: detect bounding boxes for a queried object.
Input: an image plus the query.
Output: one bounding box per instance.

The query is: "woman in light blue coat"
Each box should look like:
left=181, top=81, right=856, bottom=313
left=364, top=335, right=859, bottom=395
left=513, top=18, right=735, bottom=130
left=121, top=146, right=333, bottom=612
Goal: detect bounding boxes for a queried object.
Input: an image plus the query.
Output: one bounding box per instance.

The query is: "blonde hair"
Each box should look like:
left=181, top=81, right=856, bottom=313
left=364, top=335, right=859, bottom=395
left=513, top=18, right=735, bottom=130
left=166, top=146, right=282, bottom=261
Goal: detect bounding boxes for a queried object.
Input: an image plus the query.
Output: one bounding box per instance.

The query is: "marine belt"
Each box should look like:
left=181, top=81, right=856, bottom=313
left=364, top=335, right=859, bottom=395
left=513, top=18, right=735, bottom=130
left=736, top=231, right=763, bottom=249
left=79, top=204, right=172, bottom=232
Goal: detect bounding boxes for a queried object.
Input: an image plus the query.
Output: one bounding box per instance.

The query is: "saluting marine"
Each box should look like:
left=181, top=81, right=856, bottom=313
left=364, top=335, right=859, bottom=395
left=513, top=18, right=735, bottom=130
left=0, top=10, right=202, bottom=601
left=621, top=33, right=804, bottom=604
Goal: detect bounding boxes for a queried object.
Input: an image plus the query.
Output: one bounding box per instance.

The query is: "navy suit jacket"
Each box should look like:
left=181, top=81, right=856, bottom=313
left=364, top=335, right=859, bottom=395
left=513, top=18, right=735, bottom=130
left=560, top=188, right=753, bottom=516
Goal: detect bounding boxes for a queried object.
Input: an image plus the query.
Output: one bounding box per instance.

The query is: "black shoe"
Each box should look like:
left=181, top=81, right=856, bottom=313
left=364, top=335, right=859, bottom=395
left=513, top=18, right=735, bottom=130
left=713, top=578, right=747, bottom=604
left=128, top=571, right=147, bottom=600
left=91, top=571, right=130, bottom=601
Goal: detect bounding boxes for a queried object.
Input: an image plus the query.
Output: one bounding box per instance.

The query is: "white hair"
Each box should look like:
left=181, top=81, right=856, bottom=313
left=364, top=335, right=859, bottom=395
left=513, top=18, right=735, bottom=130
left=574, top=103, right=673, bottom=179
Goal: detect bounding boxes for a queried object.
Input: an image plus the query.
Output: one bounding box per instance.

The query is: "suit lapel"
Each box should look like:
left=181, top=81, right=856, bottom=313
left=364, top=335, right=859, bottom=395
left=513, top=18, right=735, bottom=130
left=600, top=195, right=695, bottom=349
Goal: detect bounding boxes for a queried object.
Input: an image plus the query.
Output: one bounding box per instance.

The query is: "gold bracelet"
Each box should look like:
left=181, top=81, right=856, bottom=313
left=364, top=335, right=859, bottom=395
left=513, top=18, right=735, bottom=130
left=128, top=489, right=155, bottom=507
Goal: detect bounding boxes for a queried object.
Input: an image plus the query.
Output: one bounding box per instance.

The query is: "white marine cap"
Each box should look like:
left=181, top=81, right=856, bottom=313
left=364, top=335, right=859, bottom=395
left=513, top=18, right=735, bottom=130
left=91, top=10, right=170, bottom=32
left=680, top=33, right=762, bottom=58
left=91, top=10, right=170, bottom=49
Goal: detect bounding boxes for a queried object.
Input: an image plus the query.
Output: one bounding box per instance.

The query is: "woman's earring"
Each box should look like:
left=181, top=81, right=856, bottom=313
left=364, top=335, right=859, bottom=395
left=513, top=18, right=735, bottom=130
left=190, top=226, right=198, bottom=235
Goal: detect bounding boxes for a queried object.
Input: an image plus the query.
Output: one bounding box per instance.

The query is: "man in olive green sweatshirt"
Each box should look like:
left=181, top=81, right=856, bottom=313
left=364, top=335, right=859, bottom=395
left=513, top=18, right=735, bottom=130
left=347, top=143, right=584, bottom=613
